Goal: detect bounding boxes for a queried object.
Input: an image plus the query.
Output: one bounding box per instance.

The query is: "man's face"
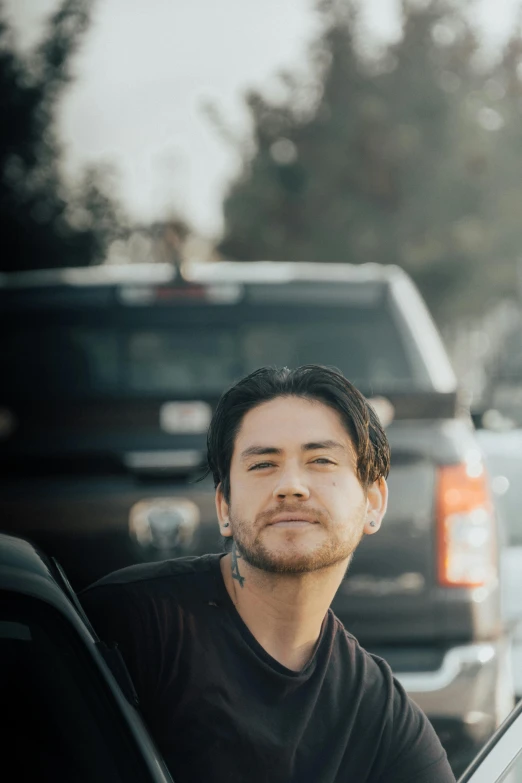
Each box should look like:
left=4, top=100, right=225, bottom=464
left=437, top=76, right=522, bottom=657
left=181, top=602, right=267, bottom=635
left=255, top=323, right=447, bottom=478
left=216, top=395, right=385, bottom=574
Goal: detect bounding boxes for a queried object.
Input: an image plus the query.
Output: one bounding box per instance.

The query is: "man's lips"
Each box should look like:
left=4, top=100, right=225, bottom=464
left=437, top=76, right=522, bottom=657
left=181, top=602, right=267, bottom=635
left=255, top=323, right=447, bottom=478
left=268, top=513, right=317, bottom=527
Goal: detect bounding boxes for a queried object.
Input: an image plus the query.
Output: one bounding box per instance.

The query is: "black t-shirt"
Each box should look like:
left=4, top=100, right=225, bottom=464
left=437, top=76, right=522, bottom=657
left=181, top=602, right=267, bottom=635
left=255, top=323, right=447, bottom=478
left=79, top=554, right=456, bottom=783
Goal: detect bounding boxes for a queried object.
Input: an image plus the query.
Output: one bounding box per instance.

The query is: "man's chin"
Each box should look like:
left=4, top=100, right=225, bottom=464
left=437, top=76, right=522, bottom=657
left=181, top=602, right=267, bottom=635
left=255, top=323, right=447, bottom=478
left=237, top=542, right=350, bottom=575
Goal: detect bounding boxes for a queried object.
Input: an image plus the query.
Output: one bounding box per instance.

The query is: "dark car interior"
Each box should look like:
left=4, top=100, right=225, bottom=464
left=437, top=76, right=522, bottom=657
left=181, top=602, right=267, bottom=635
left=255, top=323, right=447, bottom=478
left=0, top=594, right=149, bottom=782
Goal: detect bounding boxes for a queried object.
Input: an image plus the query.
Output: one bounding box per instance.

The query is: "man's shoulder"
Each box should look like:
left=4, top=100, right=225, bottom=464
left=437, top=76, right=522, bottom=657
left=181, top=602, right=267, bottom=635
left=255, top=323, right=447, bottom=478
left=332, top=615, right=395, bottom=686
left=80, top=553, right=223, bottom=596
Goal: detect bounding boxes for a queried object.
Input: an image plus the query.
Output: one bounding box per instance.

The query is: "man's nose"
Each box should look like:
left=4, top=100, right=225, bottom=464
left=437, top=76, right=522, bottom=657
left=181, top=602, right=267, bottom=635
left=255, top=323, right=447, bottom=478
left=272, top=466, right=311, bottom=501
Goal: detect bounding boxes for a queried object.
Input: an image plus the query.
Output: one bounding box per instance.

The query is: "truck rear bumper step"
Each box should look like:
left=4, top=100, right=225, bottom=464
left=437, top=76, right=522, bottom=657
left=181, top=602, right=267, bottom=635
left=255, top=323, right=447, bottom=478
left=396, top=639, right=514, bottom=730
left=396, top=643, right=496, bottom=693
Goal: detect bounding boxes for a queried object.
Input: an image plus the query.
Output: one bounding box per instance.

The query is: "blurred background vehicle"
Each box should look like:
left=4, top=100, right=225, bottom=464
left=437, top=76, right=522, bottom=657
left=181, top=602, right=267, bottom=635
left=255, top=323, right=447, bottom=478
left=475, top=424, right=522, bottom=702
left=0, top=259, right=516, bottom=776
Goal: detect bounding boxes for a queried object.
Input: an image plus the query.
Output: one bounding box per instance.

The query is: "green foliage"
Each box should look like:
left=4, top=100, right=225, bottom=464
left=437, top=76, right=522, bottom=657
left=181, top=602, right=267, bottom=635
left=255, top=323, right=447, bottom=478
left=218, top=0, right=522, bottom=323
left=0, top=0, right=125, bottom=272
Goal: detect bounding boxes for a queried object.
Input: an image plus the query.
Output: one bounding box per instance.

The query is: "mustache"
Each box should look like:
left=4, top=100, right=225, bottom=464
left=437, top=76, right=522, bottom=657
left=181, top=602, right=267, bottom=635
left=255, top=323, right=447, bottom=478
left=255, top=505, right=331, bottom=526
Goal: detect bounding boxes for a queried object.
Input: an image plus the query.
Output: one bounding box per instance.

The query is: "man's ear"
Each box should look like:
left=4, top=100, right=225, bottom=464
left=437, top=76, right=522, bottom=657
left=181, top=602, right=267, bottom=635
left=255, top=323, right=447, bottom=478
left=215, top=483, right=233, bottom=539
left=364, top=477, right=388, bottom=535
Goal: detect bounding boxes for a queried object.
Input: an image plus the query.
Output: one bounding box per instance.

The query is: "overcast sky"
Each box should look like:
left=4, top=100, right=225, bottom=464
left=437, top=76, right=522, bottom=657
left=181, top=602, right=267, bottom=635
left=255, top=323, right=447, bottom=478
left=6, top=0, right=522, bottom=237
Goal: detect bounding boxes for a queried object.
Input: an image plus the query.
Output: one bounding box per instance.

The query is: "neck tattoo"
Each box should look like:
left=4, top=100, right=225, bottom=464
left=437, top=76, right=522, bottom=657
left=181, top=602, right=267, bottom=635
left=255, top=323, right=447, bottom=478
left=231, top=543, right=245, bottom=588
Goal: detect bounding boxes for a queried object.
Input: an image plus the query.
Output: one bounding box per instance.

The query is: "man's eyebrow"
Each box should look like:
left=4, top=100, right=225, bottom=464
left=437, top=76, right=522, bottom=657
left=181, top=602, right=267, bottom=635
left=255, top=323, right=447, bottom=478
left=240, top=441, right=346, bottom=461
left=240, top=446, right=283, bottom=461
left=302, top=440, right=346, bottom=452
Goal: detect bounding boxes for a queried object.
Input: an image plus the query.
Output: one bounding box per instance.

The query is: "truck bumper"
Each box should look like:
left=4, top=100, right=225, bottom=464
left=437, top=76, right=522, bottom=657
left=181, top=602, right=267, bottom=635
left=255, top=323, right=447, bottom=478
left=395, top=641, right=512, bottom=725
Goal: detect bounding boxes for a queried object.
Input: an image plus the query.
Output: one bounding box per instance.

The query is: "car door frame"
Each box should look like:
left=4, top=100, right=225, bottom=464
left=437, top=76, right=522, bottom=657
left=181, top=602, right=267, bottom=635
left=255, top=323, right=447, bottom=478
left=0, top=537, right=174, bottom=783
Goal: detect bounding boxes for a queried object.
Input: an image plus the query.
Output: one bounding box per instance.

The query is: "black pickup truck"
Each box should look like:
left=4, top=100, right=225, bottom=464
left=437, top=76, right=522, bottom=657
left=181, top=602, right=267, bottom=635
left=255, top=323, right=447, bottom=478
left=0, top=261, right=513, bottom=775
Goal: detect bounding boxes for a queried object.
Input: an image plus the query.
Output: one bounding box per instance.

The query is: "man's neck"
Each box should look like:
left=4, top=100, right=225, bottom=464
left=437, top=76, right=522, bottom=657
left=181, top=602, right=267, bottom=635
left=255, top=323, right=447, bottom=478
left=219, top=549, right=349, bottom=672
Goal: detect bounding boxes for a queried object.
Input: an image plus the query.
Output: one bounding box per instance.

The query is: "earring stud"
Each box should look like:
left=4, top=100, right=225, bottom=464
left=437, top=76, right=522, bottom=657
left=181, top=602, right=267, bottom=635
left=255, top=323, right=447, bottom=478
left=369, top=520, right=376, bottom=528
left=223, top=522, right=230, bottom=528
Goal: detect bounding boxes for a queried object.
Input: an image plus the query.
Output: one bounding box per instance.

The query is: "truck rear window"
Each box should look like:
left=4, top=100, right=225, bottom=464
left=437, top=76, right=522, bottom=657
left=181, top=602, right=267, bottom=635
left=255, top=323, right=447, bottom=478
left=2, top=302, right=427, bottom=400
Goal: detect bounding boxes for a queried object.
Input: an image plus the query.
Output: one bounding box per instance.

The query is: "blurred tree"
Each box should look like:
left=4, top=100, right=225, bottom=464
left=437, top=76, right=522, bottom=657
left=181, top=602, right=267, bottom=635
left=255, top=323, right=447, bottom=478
left=0, top=0, right=126, bottom=272
left=217, top=0, right=522, bottom=323
left=476, top=27, right=522, bottom=303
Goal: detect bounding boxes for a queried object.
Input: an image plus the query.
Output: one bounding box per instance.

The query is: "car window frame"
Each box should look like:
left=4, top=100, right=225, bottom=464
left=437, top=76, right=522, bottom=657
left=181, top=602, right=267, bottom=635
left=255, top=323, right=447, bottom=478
left=459, top=700, right=522, bottom=782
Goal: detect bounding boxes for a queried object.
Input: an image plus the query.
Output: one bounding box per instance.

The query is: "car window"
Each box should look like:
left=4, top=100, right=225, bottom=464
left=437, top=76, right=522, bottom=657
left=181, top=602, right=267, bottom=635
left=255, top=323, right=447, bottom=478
left=1, top=302, right=423, bottom=400
left=460, top=703, right=522, bottom=782
left=127, top=316, right=412, bottom=395
left=0, top=592, right=163, bottom=783
left=469, top=745, right=522, bottom=783
left=497, top=752, right=522, bottom=782
left=1, top=325, right=120, bottom=397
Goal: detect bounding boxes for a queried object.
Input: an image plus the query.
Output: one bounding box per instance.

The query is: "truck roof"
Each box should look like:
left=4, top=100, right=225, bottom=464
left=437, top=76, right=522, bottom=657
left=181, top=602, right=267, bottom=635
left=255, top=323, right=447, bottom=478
left=0, top=260, right=406, bottom=290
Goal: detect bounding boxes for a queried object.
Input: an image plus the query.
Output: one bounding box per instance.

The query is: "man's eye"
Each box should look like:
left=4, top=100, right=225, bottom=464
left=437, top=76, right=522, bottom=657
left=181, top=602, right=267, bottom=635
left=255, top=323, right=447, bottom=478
left=248, top=462, right=274, bottom=471
left=312, top=458, right=334, bottom=465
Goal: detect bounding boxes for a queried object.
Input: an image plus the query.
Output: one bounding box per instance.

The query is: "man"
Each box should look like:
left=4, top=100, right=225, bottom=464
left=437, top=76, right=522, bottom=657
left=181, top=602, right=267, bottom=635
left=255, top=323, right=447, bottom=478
left=80, top=365, right=456, bottom=782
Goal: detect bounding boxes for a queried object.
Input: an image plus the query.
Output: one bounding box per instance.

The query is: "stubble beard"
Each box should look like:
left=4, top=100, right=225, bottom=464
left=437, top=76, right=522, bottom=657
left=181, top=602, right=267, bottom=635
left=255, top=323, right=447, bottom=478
left=228, top=503, right=367, bottom=575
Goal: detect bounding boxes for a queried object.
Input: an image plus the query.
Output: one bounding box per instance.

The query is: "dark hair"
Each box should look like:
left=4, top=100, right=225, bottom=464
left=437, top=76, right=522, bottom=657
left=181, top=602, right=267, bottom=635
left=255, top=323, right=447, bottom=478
left=206, top=365, right=390, bottom=504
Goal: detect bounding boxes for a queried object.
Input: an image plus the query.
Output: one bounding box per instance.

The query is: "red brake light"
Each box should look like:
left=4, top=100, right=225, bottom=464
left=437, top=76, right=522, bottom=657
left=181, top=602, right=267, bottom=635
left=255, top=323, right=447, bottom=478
left=154, top=285, right=207, bottom=300
left=436, top=462, right=497, bottom=588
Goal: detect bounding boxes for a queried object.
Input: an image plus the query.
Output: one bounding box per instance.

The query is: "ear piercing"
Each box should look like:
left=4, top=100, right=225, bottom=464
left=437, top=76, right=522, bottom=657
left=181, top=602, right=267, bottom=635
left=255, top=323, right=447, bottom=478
left=223, top=522, right=230, bottom=528
left=369, top=520, right=376, bottom=528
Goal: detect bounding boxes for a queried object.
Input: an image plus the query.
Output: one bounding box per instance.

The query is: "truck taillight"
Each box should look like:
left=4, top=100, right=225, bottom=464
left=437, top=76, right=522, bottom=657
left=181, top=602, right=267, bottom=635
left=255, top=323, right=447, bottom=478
left=436, top=462, right=497, bottom=588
